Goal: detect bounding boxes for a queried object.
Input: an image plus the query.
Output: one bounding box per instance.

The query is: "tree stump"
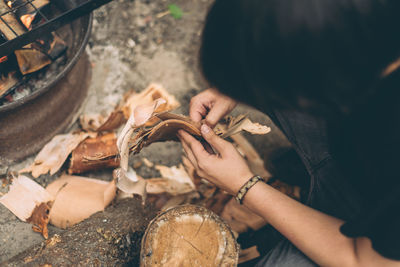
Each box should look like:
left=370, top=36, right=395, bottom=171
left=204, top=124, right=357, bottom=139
left=141, top=205, right=239, bottom=266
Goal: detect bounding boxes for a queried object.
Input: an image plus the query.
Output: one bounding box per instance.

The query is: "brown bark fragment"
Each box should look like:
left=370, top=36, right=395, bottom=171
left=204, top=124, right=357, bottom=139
left=26, top=202, right=53, bottom=239
left=68, top=133, right=120, bottom=174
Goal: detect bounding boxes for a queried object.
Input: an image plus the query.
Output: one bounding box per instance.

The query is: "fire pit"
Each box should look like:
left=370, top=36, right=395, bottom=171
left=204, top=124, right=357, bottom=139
left=0, top=0, right=93, bottom=164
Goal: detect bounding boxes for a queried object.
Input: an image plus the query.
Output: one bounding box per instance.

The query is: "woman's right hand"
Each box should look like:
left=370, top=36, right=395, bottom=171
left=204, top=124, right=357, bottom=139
left=189, top=88, right=237, bottom=127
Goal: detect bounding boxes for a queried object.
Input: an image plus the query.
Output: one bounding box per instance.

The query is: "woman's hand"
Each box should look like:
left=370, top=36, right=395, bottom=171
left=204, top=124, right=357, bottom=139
left=178, top=124, right=253, bottom=195
left=190, top=88, right=237, bottom=127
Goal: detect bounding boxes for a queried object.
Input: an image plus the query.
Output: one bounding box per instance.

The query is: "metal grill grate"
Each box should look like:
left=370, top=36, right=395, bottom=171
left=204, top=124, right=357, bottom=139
left=0, top=0, right=112, bottom=57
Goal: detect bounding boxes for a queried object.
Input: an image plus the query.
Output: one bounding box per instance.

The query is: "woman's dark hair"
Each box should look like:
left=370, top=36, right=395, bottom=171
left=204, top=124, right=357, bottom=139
left=200, top=0, right=400, bottom=223
left=200, top=0, right=400, bottom=113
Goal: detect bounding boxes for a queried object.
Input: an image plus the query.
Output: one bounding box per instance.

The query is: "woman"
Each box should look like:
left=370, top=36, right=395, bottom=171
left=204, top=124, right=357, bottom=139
left=178, top=0, right=400, bottom=266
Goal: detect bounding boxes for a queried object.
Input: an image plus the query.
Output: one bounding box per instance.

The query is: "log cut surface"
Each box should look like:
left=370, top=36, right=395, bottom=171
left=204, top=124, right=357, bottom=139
left=141, top=205, right=238, bottom=266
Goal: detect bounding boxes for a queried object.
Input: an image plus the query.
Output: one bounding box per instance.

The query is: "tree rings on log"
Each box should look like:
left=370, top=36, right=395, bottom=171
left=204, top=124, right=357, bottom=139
left=141, top=205, right=239, bottom=266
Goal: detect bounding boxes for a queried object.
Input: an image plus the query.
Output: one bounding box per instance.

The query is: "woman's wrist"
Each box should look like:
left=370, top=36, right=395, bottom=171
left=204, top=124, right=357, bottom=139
left=235, top=175, right=266, bottom=204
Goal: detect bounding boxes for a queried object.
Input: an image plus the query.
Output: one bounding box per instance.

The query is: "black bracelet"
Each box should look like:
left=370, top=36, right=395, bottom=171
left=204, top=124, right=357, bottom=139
left=235, top=175, right=265, bottom=205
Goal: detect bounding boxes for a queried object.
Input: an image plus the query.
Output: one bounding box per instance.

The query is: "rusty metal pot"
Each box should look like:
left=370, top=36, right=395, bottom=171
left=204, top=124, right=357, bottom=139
left=0, top=11, right=93, bottom=164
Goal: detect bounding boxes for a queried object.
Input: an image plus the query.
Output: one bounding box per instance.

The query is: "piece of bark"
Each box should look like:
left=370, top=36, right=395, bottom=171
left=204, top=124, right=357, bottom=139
left=68, top=133, right=120, bottom=174
left=26, top=201, right=52, bottom=239
left=181, top=155, right=203, bottom=188
left=114, top=167, right=147, bottom=203
left=0, top=175, right=53, bottom=238
left=79, top=112, right=125, bottom=132
left=142, top=158, right=154, bottom=168
left=129, top=112, right=270, bottom=155
left=221, top=198, right=267, bottom=234
left=215, top=115, right=271, bottom=138
left=79, top=83, right=180, bottom=132
left=115, top=99, right=169, bottom=203
left=231, top=133, right=272, bottom=180
left=146, top=177, right=194, bottom=196
left=141, top=205, right=239, bottom=266
left=46, top=174, right=117, bottom=229
left=4, top=198, right=155, bottom=267
left=155, top=164, right=195, bottom=189
left=205, top=189, right=233, bottom=215
left=20, top=132, right=92, bottom=178
left=121, top=83, right=180, bottom=119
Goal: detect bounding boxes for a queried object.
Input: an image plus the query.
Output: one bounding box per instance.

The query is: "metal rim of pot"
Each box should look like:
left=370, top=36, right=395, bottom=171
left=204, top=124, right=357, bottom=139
left=0, top=13, right=93, bottom=113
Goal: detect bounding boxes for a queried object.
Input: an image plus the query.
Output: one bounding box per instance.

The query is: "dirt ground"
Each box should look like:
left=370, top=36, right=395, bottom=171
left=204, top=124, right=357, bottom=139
left=0, top=0, right=290, bottom=264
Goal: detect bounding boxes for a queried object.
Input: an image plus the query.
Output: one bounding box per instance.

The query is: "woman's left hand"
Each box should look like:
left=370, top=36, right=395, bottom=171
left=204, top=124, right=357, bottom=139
left=178, top=124, right=254, bottom=195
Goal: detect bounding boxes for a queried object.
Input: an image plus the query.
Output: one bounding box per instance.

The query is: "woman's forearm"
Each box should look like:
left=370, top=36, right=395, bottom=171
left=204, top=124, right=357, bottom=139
left=243, top=182, right=397, bottom=267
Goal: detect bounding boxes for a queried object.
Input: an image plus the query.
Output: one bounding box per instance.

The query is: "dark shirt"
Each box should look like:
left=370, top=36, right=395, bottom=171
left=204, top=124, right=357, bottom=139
left=265, top=74, right=400, bottom=260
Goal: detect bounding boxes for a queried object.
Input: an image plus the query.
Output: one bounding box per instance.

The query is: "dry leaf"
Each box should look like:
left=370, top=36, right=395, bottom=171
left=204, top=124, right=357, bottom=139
left=0, top=175, right=54, bottom=238
left=146, top=178, right=194, bottom=195
left=46, top=175, right=116, bottom=229
left=20, top=132, right=92, bottom=178
left=68, top=133, right=120, bottom=174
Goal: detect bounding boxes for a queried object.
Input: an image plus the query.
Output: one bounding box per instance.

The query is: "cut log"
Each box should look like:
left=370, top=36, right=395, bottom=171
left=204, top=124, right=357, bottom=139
left=3, top=198, right=155, bottom=266
left=141, top=205, right=239, bottom=266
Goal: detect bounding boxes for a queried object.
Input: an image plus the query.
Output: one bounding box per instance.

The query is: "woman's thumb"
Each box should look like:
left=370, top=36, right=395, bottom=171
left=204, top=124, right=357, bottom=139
left=201, top=124, right=228, bottom=154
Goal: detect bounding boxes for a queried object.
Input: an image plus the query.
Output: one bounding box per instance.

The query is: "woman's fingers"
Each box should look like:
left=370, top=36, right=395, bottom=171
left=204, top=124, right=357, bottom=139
left=200, top=124, right=232, bottom=156
left=178, top=130, right=210, bottom=161
left=179, top=133, right=199, bottom=169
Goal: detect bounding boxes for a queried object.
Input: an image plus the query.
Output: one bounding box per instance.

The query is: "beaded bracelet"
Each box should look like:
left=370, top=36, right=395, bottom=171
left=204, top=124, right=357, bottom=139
left=235, top=175, right=265, bottom=204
